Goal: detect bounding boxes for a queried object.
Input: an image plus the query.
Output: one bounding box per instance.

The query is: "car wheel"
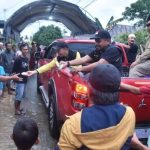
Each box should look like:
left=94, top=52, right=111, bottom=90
left=48, top=83, right=60, bottom=139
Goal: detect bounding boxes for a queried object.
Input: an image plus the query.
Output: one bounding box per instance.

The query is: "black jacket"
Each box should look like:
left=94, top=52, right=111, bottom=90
left=12, top=56, right=29, bottom=83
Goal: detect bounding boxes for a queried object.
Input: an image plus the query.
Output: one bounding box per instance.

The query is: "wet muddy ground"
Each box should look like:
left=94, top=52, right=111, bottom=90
left=0, top=75, right=56, bottom=150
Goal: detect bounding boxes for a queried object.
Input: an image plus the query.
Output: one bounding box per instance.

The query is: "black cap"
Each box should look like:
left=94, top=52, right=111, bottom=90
left=147, top=15, right=150, bottom=22
left=90, top=30, right=111, bottom=40
left=88, top=64, right=121, bottom=92
left=55, top=42, right=68, bottom=51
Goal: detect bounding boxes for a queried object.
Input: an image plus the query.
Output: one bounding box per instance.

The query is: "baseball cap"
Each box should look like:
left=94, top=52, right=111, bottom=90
left=88, top=64, right=121, bottom=92
left=55, top=42, right=68, bottom=51
left=90, top=30, right=111, bottom=40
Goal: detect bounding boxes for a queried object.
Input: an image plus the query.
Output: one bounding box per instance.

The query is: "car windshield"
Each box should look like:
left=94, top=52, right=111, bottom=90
left=68, top=42, right=95, bottom=56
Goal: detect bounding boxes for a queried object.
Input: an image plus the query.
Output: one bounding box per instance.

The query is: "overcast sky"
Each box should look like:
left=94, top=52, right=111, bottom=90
left=0, top=0, right=137, bottom=37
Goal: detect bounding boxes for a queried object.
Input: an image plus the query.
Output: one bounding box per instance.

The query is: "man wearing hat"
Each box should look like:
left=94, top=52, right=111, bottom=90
left=57, top=64, right=149, bottom=150
left=60, top=30, right=122, bottom=73
left=129, top=15, right=150, bottom=77
left=26, top=41, right=81, bottom=76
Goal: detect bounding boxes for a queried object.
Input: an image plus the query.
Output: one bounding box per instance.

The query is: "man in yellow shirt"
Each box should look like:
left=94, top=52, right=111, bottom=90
left=27, top=42, right=81, bottom=76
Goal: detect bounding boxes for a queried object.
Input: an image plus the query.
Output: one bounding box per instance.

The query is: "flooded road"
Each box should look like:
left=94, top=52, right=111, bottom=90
left=0, top=75, right=56, bottom=150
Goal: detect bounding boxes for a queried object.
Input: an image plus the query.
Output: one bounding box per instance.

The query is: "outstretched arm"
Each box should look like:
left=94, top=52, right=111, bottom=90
left=0, top=74, right=20, bottom=82
left=27, top=58, right=57, bottom=76
left=78, top=58, right=109, bottom=72
left=120, top=83, right=140, bottom=94
left=60, top=55, right=93, bottom=69
left=131, top=133, right=150, bottom=150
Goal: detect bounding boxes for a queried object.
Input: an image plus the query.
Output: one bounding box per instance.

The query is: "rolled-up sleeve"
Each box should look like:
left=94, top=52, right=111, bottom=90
left=36, top=58, right=57, bottom=74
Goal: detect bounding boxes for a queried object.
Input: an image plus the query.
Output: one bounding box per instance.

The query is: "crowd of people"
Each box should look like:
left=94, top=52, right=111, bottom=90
left=0, top=41, right=42, bottom=115
left=1, top=14, right=150, bottom=150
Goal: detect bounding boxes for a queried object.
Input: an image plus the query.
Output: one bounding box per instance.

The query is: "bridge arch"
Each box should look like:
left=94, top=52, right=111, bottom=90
left=4, top=0, right=98, bottom=42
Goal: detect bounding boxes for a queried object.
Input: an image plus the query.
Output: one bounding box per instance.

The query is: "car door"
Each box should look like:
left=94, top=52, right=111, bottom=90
left=120, top=78, right=150, bottom=123
left=38, top=43, right=57, bottom=91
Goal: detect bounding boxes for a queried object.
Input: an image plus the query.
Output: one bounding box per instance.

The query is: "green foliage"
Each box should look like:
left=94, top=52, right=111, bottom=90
left=122, top=0, right=150, bottom=26
left=135, top=29, right=149, bottom=45
left=95, top=17, right=123, bottom=30
left=95, top=18, right=104, bottom=29
left=33, top=25, right=62, bottom=46
left=115, top=33, right=128, bottom=43
left=114, top=29, right=149, bottom=46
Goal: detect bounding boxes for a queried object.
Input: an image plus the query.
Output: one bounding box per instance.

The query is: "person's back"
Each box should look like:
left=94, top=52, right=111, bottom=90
left=58, top=64, right=135, bottom=150
left=12, top=117, right=39, bottom=150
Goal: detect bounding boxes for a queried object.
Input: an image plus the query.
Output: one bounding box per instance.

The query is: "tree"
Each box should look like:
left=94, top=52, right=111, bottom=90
left=114, top=29, right=148, bottom=46
left=33, top=25, right=62, bottom=46
left=95, top=17, right=103, bottom=29
left=115, top=33, right=128, bottom=44
left=122, top=0, right=150, bottom=26
left=95, top=16, right=123, bottom=31
left=106, top=17, right=123, bottom=31
left=62, top=29, right=68, bottom=36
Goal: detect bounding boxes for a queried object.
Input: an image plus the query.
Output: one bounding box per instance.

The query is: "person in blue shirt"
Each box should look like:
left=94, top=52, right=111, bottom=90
left=0, top=65, right=5, bottom=97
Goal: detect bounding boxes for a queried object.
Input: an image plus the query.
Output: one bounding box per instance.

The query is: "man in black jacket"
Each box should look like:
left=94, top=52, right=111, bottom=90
left=12, top=43, right=29, bottom=115
left=60, top=30, right=122, bottom=73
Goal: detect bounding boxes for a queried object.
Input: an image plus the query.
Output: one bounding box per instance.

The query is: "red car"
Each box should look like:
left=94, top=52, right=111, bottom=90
left=37, top=39, right=150, bottom=140
left=37, top=39, right=96, bottom=137
left=39, top=66, right=150, bottom=140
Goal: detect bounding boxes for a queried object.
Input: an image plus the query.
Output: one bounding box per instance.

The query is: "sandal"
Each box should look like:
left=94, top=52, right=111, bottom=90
left=20, top=108, right=26, bottom=114
left=15, top=110, right=25, bottom=115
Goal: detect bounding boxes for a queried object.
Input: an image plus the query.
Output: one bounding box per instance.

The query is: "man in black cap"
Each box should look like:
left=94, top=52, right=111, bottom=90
left=60, top=30, right=122, bottom=73
left=26, top=41, right=81, bottom=76
left=57, top=64, right=149, bottom=150
left=129, top=15, right=150, bottom=77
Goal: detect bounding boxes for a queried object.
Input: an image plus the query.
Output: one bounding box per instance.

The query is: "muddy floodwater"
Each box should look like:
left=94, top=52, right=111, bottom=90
left=0, top=75, right=56, bottom=150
